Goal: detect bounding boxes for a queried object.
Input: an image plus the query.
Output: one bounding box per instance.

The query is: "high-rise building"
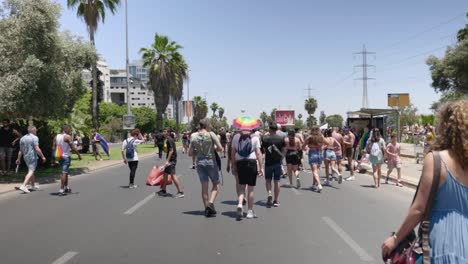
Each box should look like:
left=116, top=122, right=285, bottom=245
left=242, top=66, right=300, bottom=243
left=128, top=60, right=149, bottom=84
left=109, top=69, right=155, bottom=108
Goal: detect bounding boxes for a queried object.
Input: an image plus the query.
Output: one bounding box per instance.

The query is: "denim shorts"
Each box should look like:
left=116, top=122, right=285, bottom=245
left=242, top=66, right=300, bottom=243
left=324, top=149, right=337, bottom=161
left=59, top=156, right=71, bottom=174
left=308, top=149, right=323, bottom=165
left=265, top=162, right=282, bottom=181
left=197, top=159, right=220, bottom=183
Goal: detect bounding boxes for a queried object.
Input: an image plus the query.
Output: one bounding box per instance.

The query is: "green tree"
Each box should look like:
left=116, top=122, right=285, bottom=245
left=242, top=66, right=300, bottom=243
left=132, top=106, right=156, bottom=133
left=260, top=111, right=268, bottom=128
left=140, top=33, right=187, bottom=131
left=319, top=112, right=326, bottom=125
left=307, top=115, right=317, bottom=128
left=295, top=119, right=305, bottom=130
left=304, top=97, right=318, bottom=117
left=210, top=102, right=219, bottom=117
left=218, top=107, right=225, bottom=119
left=270, top=108, right=277, bottom=123
left=400, top=104, right=419, bottom=127
left=191, top=96, right=208, bottom=130
left=325, top=114, right=343, bottom=128
left=0, top=0, right=97, bottom=119
left=420, top=114, right=435, bottom=126
left=67, top=0, right=121, bottom=130
left=298, top=113, right=303, bottom=120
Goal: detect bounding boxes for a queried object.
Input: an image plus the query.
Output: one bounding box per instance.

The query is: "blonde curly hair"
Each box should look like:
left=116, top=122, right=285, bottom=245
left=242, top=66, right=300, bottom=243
left=432, top=99, right=468, bottom=168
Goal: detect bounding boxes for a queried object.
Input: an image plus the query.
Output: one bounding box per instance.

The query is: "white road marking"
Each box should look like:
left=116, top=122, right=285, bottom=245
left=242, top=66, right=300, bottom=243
left=51, top=251, right=78, bottom=264
left=123, top=193, right=155, bottom=215
left=322, top=217, right=375, bottom=262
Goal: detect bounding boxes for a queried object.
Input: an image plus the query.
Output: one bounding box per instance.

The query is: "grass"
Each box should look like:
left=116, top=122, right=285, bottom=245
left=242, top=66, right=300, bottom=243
left=0, top=144, right=157, bottom=184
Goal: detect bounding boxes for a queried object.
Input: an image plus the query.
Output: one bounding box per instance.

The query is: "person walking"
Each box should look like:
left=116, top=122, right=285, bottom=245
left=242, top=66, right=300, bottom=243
left=303, top=127, right=324, bottom=192
left=332, top=127, right=345, bottom=176
left=382, top=99, right=468, bottom=263
left=121, top=129, right=145, bottom=188
left=232, top=128, right=263, bottom=220
left=0, top=119, right=21, bottom=175
left=323, top=128, right=342, bottom=186
left=154, top=130, right=165, bottom=160
left=181, top=131, right=190, bottom=154
left=53, top=124, right=82, bottom=196
left=367, top=128, right=386, bottom=188
left=385, top=133, right=403, bottom=186
left=285, top=129, right=302, bottom=189
left=261, top=123, right=285, bottom=207
left=15, top=126, right=46, bottom=193
left=91, top=129, right=103, bottom=161
left=157, top=129, right=184, bottom=198
left=343, top=127, right=356, bottom=181
left=189, top=119, right=223, bottom=217
left=218, top=128, right=228, bottom=158
left=295, top=127, right=305, bottom=171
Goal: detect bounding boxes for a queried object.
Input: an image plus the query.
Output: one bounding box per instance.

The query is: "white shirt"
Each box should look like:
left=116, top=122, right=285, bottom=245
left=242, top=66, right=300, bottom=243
left=231, top=133, right=261, bottom=160
left=122, top=137, right=143, bottom=161
left=56, top=134, right=71, bottom=158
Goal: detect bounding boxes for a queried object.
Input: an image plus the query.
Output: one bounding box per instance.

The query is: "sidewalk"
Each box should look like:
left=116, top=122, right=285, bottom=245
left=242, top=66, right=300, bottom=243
left=0, top=152, right=156, bottom=195
left=362, top=156, right=423, bottom=189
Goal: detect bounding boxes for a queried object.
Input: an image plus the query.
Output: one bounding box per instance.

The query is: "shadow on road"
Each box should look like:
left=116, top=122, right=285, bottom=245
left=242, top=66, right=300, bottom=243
left=49, top=192, right=80, bottom=196
left=221, top=200, right=238, bottom=205
left=182, top=210, right=205, bottom=216
left=360, top=184, right=377, bottom=188
left=221, top=211, right=239, bottom=220
left=254, top=200, right=268, bottom=207
left=119, top=185, right=130, bottom=189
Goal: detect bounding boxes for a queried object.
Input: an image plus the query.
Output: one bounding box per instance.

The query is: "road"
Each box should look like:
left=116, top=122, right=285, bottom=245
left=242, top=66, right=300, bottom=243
left=0, top=152, right=415, bottom=264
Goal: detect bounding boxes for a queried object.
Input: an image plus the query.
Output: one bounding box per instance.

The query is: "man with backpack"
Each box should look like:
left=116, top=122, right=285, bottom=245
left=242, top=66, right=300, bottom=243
left=121, top=129, right=145, bottom=188
left=231, top=128, right=264, bottom=220
left=154, top=130, right=165, bottom=160
left=261, top=123, right=285, bottom=207
left=189, top=119, right=223, bottom=217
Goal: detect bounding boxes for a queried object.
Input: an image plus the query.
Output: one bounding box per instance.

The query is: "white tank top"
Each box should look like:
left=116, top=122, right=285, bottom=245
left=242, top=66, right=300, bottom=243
left=56, top=133, right=71, bottom=158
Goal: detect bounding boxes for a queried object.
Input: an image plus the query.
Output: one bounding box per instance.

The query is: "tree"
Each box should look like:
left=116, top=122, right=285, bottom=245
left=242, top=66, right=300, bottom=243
left=218, top=107, right=225, bottom=119
left=325, top=114, right=343, bottom=128
left=0, top=0, right=97, bottom=119
left=295, top=119, right=305, bottom=130
left=400, top=104, right=419, bottom=127
left=319, top=112, right=326, bottom=125
left=191, top=96, right=208, bottom=130
left=260, top=111, right=268, bottom=128
left=67, top=0, right=121, bottom=130
left=210, top=102, right=219, bottom=117
left=270, top=108, right=277, bottom=123
left=430, top=90, right=466, bottom=112
left=420, top=114, right=435, bottom=126
left=140, top=33, right=186, bottom=131
left=132, top=106, right=156, bottom=133
left=304, top=97, right=318, bottom=117
left=306, top=115, right=317, bottom=128
left=298, top=113, right=303, bottom=120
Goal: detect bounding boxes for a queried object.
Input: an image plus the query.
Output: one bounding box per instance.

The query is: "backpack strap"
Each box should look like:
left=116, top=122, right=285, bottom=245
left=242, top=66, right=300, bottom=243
left=421, top=151, right=441, bottom=264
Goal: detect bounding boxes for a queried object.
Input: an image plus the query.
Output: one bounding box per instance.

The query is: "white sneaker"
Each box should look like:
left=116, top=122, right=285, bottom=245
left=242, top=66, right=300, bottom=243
left=317, top=185, right=323, bottom=193
left=19, top=185, right=30, bottom=193
left=246, top=210, right=256, bottom=219
left=30, top=185, right=40, bottom=191
left=345, top=176, right=355, bottom=181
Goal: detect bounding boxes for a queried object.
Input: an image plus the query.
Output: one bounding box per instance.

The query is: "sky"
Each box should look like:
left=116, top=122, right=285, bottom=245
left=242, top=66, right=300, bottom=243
left=57, top=0, right=467, bottom=122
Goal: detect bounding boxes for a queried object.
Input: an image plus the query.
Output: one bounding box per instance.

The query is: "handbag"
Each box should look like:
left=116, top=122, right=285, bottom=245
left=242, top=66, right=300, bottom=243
left=385, top=151, right=441, bottom=264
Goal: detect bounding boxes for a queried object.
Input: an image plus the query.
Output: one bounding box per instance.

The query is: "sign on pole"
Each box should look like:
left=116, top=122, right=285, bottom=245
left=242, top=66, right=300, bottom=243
left=123, top=114, right=135, bottom=130
left=275, top=110, right=295, bottom=126
left=388, top=93, right=410, bottom=107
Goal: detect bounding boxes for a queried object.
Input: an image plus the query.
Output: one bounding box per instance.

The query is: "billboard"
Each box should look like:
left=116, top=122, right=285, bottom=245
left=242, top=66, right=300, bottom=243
left=275, top=110, right=295, bottom=126
left=388, top=93, right=410, bottom=107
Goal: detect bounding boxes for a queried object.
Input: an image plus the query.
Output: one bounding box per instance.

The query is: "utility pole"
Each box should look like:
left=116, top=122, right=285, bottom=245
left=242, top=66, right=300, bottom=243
left=304, top=85, right=314, bottom=99
left=122, top=0, right=135, bottom=135
left=354, top=45, right=375, bottom=109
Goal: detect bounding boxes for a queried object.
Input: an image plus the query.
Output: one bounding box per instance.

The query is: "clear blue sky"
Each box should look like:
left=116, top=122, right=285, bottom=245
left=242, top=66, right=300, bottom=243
left=58, top=0, right=467, bottom=122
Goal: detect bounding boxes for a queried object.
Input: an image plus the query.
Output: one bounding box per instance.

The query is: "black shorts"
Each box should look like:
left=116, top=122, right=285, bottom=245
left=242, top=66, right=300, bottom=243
left=221, top=140, right=227, bottom=147
left=236, top=159, right=258, bottom=186
left=286, top=150, right=301, bottom=165
left=164, top=161, right=177, bottom=175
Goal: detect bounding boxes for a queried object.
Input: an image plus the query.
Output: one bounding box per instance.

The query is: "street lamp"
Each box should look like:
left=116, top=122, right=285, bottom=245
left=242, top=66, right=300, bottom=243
left=123, top=0, right=135, bottom=132
left=187, top=69, right=191, bottom=125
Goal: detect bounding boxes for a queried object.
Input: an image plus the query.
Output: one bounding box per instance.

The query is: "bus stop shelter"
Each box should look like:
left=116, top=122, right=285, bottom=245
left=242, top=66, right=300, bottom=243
left=347, top=108, right=400, bottom=140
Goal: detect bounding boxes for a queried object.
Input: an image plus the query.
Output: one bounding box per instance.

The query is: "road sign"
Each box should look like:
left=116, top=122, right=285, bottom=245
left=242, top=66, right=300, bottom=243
left=388, top=93, right=410, bottom=107
left=123, top=114, right=135, bottom=130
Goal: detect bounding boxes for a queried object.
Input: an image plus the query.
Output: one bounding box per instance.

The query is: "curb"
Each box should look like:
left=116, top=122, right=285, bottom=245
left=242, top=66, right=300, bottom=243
left=363, top=170, right=418, bottom=189
left=0, top=152, right=156, bottom=196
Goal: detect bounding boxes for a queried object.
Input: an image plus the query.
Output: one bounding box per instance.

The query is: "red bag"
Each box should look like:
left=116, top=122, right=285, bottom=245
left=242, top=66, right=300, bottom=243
left=146, top=166, right=173, bottom=186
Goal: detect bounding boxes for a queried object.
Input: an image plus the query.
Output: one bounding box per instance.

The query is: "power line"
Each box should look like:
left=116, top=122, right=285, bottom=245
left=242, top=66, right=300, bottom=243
left=381, top=45, right=447, bottom=68
left=380, top=13, right=465, bottom=52
left=354, top=45, right=375, bottom=109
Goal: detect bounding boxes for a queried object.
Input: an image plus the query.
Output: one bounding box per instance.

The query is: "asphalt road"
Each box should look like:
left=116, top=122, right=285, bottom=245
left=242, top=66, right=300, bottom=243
left=0, top=151, right=415, bottom=264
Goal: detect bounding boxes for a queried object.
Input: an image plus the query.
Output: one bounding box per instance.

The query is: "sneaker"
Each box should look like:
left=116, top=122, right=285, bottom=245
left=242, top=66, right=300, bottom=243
left=191, top=165, right=196, bottom=169
left=396, top=182, right=403, bottom=187
left=345, top=176, right=355, bottom=181
left=273, top=201, right=280, bottom=207
left=30, top=184, right=40, bottom=191
left=175, top=192, right=185, bottom=198
left=317, top=185, right=323, bottom=193
left=207, top=203, right=217, bottom=216
left=19, top=185, right=30, bottom=193
left=296, top=178, right=301, bottom=189
left=236, top=206, right=243, bottom=220
left=338, top=175, right=343, bottom=184
left=157, top=189, right=168, bottom=197
left=58, top=191, right=66, bottom=196
left=65, top=187, right=72, bottom=193
left=311, top=185, right=317, bottom=191
left=246, top=210, right=256, bottom=219
left=266, top=195, right=273, bottom=208
left=324, top=180, right=332, bottom=186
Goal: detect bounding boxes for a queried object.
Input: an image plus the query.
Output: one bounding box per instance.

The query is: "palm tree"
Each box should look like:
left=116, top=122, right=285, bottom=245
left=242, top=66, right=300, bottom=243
left=192, top=96, right=208, bottom=130
left=304, top=97, right=318, bottom=117
left=218, top=107, right=225, bottom=119
left=210, top=102, right=219, bottom=117
left=298, top=113, right=303, bottom=120
left=67, top=0, right=120, bottom=129
left=140, top=33, right=186, bottom=130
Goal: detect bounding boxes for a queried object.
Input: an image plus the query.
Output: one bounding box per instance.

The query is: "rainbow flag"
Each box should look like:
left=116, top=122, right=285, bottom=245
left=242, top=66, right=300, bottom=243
left=53, top=145, right=63, bottom=161
left=95, top=133, right=110, bottom=157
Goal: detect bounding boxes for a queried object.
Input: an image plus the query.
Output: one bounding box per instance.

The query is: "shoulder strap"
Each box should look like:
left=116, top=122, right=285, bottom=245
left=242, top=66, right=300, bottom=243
left=421, top=151, right=441, bottom=264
